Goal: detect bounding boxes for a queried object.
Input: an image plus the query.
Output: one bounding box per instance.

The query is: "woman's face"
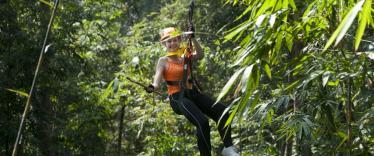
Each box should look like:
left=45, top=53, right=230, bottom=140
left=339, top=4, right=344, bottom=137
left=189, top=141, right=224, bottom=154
left=163, top=37, right=181, bottom=52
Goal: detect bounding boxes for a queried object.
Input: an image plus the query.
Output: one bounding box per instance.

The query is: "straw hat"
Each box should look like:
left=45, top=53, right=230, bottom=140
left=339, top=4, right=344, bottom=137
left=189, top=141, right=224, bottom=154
left=160, top=27, right=182, bottom=42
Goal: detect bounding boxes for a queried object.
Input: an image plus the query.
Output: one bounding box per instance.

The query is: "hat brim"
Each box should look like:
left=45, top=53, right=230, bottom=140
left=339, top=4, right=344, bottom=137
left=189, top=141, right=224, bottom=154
left=160, top=35, right=182, bottom=42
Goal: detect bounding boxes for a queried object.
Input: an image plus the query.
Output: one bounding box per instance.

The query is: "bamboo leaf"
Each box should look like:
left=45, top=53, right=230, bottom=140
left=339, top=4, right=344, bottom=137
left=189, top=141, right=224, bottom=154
left=253, top=62, right=261, bottom=87
left=369, top=8, right=374, bottom=28
left=247, top=90, right=260, bottom=116
left=39, top=0, right=53, bottom=8
left=224, top=21, right=252, bottom=42
left=219, top=97, right=240, bottom=127
left=335, top=0, right=365, bottom=46
left=216, top=68, right=245, bottom=104
left=255, top=14, right=268, bottom=28
left=282, top=0, right=289, bottom=9
left=264, top=63, right=272, bottom=80
left=327, top=79, right=340, bottom=86
left=302, top=1, right=317, bottom=22
left=285, top=31, right=293, bottom=51
left=113, top=77, right=119, bottom=94
left=236, top=5, right=254, bottom=21
left=235, top=89, right=253, bottom=122
left=256, top=0, right=272, bottom=17
left=266, top=108, right=274, bottom=124
left=288, top=0, right=297, bottom=10
left=224, top=101, right=240, bottom=127
left=355, top=0, right=372, bottom=50
left=322, top=71, right=331, bottom=87
left=336, top=131, right=348, bottom=149
left=99, top=80, right=114, bottom=103
left=269, top=14, right=277, bottom=28
left=274, top=96, right=286, bottom=108
left=324, top=0, right=365, bottom=51
left=240, top=64, right=254, bottom=93
left=298, top=124, right=303, bottom=140
left=274, top=32, right=283, bottom=57
left=300, top=70, right=324, bottom=89
left=5, top=88, right=29, bottom=97
left=233, top=47, right=252, bottom=66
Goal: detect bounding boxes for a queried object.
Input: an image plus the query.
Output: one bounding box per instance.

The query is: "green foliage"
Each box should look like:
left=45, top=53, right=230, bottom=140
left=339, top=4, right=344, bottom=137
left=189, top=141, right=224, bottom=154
left=220, top=0, right=374, bottom=155
left=1, top=0, right=372, bottom=155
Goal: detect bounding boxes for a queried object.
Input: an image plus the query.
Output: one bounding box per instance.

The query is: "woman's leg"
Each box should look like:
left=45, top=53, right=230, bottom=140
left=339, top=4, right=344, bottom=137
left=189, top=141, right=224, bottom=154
left=170, top=93, right=212, bottom=156
left=188, top=91, right=234, bottom=148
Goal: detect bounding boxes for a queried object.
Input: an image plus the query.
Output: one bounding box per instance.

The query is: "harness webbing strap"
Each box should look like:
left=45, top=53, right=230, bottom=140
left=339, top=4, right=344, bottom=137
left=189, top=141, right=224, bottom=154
left=178, top=0, right=195, bottom=105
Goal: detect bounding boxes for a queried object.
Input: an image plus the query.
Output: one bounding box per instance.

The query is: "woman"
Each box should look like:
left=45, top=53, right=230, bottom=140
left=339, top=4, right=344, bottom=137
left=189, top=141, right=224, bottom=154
left=146, top=27, right=239, bottom=156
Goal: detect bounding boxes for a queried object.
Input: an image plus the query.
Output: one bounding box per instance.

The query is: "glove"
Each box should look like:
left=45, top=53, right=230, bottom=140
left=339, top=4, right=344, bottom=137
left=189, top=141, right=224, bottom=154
left=188, top=25, right=195, bottom=38
left=145, top=84, right=155, bottom=93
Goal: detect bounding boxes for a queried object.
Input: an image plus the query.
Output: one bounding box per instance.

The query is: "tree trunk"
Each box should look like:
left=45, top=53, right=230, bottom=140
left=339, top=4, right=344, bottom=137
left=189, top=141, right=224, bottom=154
left=280, top=138, right=293, bottom=156
left=34, top=89, right=56, bottom=156
left=118, top=102, right=126, bottom=156
left=346, top=78, right=353, bottom=154
left=296, top=137, right=312, bottom=156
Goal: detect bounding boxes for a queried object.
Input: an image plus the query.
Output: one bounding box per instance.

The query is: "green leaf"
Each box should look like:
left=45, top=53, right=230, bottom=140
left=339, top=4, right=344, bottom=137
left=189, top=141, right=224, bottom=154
left=219, top=97, right=240, bottom=127
left=300, top=70, right=324, bottom=89
left=5, top=88, right=29, bottom=97
left=355, top=0, right=372, bottom=50
left=256, top=0, right=272, bottom=17
left=113, top=77, right=119, bottom=94
left=274, top=96, right=286, bottom=108
left=247, top=91, right=260, bottom=116
left=327, top=79, right=340, bottom=86
left=255, top=14, right=268, bottom=28
left=235, top=5, right=254, bottom=21
left=264, top=63, right=272, bottom=80
left=269, top=14, right=277, bottom=28
left=282, top=0, right=289, bottom=9
left=233, top=47, right=252, bottom=66
left=285, top=31, right=293, bottom=51
left=253, top=62, right=261, bottom=87
left=288, top=0, right=297, bottom=10
left=224, top=21, right=252, bottom=42
left=336, top=131, right=348, bottom=149
left=99, top=80, right=114, bottom=103
left=322, top=71, right=331, bottom=87
left=285, top=80, right=301, bottom=91
left=302, top=1, right=317, bottom=22
left=224, top=101, right=240, bottom=127
left=240, top=64, right=254, bottom=93
left=235, top=89, right=253, bottom=122
left=216, top=68, right=245, bottom=104
left=274, top=32, right=283, bottom=59
left=324, top=0, right=365, bottom=51
left=39, top=0, right=53, bottom=8
left=266, top=108, right=274, bottom=124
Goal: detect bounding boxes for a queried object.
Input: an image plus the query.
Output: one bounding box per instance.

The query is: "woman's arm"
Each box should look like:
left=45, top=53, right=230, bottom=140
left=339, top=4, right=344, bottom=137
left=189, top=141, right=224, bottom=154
left=191, top=38, right=204, bottom=60
left=152, top=57, right=166, bottom=89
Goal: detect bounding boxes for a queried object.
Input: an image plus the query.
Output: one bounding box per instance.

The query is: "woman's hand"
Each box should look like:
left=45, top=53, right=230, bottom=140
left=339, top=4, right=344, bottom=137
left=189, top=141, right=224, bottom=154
left=145, top=84, right=155, bottom=93
left=188, top=25, right=195, bottom=38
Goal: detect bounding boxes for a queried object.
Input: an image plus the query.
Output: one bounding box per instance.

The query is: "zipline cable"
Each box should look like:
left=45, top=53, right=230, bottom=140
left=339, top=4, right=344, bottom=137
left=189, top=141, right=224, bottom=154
left=12, top=0, right=59, bottom=155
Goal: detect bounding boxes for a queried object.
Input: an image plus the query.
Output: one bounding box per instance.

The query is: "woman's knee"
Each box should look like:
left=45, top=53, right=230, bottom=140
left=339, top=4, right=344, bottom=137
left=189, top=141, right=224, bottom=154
left=199, top=118, right=210, bottom=130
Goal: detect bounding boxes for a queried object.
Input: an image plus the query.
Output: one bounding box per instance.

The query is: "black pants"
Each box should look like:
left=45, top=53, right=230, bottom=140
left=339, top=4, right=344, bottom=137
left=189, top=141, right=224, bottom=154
left=169, top=88, right=233, bottom=156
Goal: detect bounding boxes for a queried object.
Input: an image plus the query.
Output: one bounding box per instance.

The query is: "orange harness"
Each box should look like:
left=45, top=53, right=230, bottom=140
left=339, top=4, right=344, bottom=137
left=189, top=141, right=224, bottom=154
left=164, top=58, right=192, bottom=95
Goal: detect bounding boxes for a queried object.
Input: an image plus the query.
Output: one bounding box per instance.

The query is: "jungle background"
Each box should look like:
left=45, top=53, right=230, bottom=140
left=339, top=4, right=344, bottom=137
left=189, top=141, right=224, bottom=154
left=0, top=0, right=373, bottom=155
